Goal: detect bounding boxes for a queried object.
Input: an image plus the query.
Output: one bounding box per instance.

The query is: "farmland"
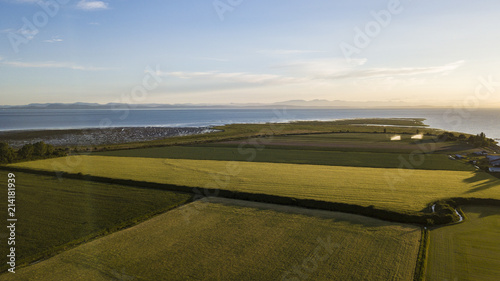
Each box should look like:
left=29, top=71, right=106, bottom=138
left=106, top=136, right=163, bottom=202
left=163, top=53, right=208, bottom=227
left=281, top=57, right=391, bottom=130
left=9, top=155, right=500, bottom=213
left=0, top=198, right=422, bottom=281
left=426, top=205, right=500, bottom=281
left=1, top=119, right=499, bottom=280
left=0, top=170, right=191, bottom=270
left=214, top=132, right=471, bottom=154
left=95, top=144, right=473, bottom=171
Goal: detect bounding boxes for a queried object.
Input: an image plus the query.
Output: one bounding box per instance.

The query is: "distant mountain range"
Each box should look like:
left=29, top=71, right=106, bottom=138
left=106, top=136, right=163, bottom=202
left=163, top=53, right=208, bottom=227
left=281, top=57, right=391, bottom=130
left=0, top=100, right=436, bottom=109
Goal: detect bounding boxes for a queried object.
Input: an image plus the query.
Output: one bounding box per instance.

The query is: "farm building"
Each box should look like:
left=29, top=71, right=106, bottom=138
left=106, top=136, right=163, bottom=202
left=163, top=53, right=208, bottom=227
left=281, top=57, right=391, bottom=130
left=486, top=155, right=500, bottom=162
left=490, top=159, right=500, bottom=167
left=411, top=134, right=423, bottom=139
left=471, top=151, right=488, bottom=156
left=488, top=167, right=500, bottom=173
left=454, top=154, right=465, bottom=159
left=390, top=135, right=401, bottom=141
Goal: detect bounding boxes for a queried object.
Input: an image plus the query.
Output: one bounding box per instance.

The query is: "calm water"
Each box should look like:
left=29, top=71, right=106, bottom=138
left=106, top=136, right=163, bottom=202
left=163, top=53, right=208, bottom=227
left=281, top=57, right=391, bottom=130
left=0, top=108, right=499, bottom=139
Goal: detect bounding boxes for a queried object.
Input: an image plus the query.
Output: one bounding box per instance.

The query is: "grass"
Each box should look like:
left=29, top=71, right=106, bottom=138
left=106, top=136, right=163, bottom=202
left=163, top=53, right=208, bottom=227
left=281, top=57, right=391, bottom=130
left=208, top=132, right=472, bottom=154
left=89, top=118, right=446, bottom=151
left=0, top=170, right=191, bottom=271
left=94, top=144, right=474, bottom=171
left=10, top=156, right=500, bottom=214
left=0, top=198, right=422, bottom=281
left=426, top=205, right=500, bottom=281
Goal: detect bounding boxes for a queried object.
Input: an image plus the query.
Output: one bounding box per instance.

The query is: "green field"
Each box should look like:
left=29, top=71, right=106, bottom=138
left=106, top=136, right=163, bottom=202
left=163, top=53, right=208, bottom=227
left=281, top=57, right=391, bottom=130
left=0, top=198, right=421, bottom=281
left=0, top=170, right=191, bottom=270
left=10, top=156, right=500, bottom=213
left=95, top=144, right=473, bottom=171
left=208, top=132, right=472, bottom=153
left=426, top=206, right=500, bottom=281
left=87, top=118, right=446, bottom=151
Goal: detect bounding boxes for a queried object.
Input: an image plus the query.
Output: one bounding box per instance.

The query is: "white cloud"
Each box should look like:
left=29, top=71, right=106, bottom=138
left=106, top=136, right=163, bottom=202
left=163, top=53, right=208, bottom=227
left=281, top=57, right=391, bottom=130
left=160, top=71, right=310, bottom=85
left=10, top=0, right=39, bottom=3
left=258, top=49, right=323, bottom=56
left=272, top=58, right=368, bottom=76
left=156, top=60, right=464, bottom=91
left=1, top=61, right=111, bottom=71
left=0, top=28, right=15, bottom=33
left=193, top=57, right=228, bottom=62
left=16, top=27, right=38, bottom=40
left=76, top=0, right=109, bottom=11
left=43, top=36, right=63, bottom=43
left=325, top=60, right=464, bottom=80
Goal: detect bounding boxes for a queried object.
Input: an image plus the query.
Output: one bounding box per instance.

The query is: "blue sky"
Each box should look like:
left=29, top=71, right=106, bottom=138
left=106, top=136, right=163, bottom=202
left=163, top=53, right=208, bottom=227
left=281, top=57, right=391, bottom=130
left=1, top=0, right=500, bottom=106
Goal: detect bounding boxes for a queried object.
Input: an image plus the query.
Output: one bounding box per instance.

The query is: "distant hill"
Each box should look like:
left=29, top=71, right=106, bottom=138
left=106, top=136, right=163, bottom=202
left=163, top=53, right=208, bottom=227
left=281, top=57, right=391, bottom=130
left=0, top=100, right=434, bottom=109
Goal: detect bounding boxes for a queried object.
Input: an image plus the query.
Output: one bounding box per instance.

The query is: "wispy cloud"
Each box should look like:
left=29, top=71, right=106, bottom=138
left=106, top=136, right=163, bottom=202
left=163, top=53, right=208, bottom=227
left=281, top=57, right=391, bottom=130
left=1, top=61, right=112, bottom=71
left=0, top=28, right=15, bottom=33
left=325, top=60, right=464, bottom=80
left=158, top=60, right=464, bottom=88
left=258, top=49, right=323, bottom=56
left=76, top=0, right=109, bottom=11
left=15, top=27, right=38, bottom=40
left=10, top=0, right=39, bottom=3
left=160, top=71, right=309, bottom=85
left=192, top=57, right=229, bottom=62
left=42, top=36, right=63, bottom=43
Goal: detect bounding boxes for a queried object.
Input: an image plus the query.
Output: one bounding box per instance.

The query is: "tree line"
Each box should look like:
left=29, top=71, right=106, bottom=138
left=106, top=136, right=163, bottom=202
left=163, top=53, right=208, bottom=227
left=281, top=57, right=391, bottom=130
left=0, top=141, right=66, bottom=164
left=439, top=131, right=497, bottom=147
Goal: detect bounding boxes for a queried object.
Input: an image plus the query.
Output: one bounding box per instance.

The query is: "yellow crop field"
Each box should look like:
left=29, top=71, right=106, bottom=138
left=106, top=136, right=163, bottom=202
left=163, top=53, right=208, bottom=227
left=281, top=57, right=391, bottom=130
left=10, top=156, right=500, bottom=213
left=426, top=206, right=500, bottom=281
left=0, top=198, right=421, bottom=281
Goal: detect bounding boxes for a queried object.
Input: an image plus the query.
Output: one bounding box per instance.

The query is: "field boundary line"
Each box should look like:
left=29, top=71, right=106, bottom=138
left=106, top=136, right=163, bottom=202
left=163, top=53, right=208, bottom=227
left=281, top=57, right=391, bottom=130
left=4, top=166, right=499, bottom=226
left=413, top=226, right=430, bottom=281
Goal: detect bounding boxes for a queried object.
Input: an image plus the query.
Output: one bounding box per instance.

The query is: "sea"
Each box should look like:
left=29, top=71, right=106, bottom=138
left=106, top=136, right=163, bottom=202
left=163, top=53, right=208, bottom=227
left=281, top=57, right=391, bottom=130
left=0, top=108, right=499, bottom=139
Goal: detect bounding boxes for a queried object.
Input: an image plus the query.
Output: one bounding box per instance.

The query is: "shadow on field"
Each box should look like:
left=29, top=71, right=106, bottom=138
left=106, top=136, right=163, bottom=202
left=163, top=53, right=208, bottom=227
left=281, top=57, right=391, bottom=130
left=462, top=173, right=500, bottom=194
left=205, top=197, right=397, bottom=228
left=476, top=207, right=500, bottom=219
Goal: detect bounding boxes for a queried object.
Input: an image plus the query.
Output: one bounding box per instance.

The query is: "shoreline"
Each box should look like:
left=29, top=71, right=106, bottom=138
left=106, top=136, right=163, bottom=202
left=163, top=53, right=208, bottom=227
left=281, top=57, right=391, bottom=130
left=0, top=126, right=216, bottom=148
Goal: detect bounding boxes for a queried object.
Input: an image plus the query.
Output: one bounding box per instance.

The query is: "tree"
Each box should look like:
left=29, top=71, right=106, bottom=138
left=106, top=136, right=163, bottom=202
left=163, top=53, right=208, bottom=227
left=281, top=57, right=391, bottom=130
left=33, top=141, right=48, bottom=156
left=18, top=144, right=34, bottom=159
left=0, top=143, right=15, bottom=163
left=46, top=144, right=55, bottom=155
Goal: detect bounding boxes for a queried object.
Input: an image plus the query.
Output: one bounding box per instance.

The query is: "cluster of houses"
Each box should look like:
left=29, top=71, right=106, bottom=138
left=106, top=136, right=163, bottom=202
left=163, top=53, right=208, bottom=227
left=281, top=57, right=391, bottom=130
left=486, top=155, right=500, bottom=172
left=452, top=151, right=500, bottom=172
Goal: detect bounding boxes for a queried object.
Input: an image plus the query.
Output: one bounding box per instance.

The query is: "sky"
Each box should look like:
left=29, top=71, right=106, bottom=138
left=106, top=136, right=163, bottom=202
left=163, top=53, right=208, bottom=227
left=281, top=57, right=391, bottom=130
left=1, top=0, right=500, bottom=106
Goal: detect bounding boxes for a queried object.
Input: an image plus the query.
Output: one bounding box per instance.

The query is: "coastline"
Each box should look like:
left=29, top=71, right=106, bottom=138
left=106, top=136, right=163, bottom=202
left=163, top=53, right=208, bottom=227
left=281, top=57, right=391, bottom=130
left=0, top=127, right=215, bottom=148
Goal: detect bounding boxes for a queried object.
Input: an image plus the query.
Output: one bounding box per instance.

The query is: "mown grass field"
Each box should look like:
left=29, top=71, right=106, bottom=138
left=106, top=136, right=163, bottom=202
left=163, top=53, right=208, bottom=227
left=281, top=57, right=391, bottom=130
left=0, top=198, right=421, bottom=281
left=90, top=118, right=445, bottom=150
left=10, top=156, right=500, bottom=213
left=0, top=170, right=191, bottom=271
left=212, top=132, right=472, bottom=154
left=95, top=144, right=473, bottom=171
left=426, top=206, right=500, bottom=281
